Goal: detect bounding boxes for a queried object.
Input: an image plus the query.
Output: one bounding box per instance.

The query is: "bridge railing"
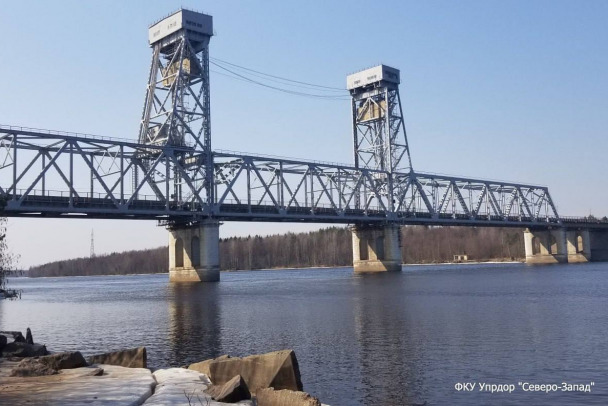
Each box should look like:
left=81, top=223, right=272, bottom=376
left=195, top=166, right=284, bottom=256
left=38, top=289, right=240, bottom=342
left=560, top=216, right=608, bottom=224
left=0, top=124, right=131, bottom=144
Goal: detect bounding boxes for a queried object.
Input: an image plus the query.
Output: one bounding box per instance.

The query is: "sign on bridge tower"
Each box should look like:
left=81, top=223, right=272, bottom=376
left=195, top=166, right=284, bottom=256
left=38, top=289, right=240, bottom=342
left=347, top=65, right=413, bottom=174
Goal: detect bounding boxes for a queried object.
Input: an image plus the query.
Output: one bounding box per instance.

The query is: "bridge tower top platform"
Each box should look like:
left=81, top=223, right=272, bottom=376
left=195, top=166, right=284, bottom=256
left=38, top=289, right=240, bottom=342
left=348, top=65, right=412, bottom=174
left=148, top=9, right=213, bottom=51
left=347, top=64, right=400, bottom=91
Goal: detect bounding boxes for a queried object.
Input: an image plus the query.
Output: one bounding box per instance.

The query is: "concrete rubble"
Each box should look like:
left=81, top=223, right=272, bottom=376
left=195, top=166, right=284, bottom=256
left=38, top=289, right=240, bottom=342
left=0, top=361, right=156, bottom=405
left=205, top=374, right=251, bottom=403
left=10, top=351, right=88, bottom=377
left=0, top=330, right=326, bottom=405
left=87, top=346, right=148, bottom=369
left=0, top=361, right=253, bottom=406
left=257, top=387, right=322, bottom=406
left=188, top=349, right=302, bottom=394
left=145, top=368, right=253, bottom=405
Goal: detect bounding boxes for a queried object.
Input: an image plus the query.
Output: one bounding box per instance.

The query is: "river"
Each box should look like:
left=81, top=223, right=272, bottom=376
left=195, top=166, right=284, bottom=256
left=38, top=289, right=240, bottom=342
left=2, top=263, right=608, bottom=405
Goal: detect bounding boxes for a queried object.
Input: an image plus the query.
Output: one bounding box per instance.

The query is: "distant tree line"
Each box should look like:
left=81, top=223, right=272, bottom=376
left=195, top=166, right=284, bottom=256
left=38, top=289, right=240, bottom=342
left=402, top=226, right=523, bottom=263
left=220, top=227, right=354, bottom=270
left=28, top=226, right=525, bottom=277
left=28, top=247, right=167, bottom=277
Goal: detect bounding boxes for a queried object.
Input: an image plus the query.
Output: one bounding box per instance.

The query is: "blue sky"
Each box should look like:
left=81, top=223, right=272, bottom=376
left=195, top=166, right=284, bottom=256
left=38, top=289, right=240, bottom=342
left=1, top=1, right=607, bottom=267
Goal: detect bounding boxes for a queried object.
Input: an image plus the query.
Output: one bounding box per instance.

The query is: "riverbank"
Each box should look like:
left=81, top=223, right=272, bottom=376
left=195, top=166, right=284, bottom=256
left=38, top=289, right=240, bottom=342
left=24, top=258, right=525, bottom=278
left=0, top=359, right=254, bottom=405
left=407, top=259, right=524, bottom=266
left=0, top=331, right=326, bottom=405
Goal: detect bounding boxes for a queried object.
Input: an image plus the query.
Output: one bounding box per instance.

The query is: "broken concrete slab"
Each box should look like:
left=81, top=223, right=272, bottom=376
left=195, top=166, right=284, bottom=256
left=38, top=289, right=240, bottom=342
left=9, top=358, right=58, bottom=377
left=0, top=363, right=155, bottom=406
left=256, top=387, right=322, bottom=406
left=144, top=367, right=253, bottom=405
left=26, top=328, right=34, bottom=345
left=206, top=374, right=251, bottom=403
left=86, top=346, right=146, bottom=368
left=188, top=354, right=231, bottom=376
left=41, top=351, right=88, bottom=370
left=0, top=331, right=25, bottom=342
left=10, top=351, right=87, bottom=377
left=190, top=350, right=303, bottom=395
left=1, top=342, right=48, bottom=358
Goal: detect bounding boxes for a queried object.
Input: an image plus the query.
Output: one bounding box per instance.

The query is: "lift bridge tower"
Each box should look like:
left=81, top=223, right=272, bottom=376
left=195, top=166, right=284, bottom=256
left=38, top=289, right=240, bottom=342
left=347, top=65, right=412, bottom=176
left=346, top=65, right=411, bottom=272
left=138, top=9, right=213, bottom=205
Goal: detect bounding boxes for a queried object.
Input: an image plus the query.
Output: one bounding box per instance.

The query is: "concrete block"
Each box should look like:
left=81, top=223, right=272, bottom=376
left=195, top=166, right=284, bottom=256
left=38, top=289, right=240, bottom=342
left=256, top=387, right=321, bottom=406
left=87, top=347, right=147, bottom=369
left=205, top=374, right=251, bottom=402
left=1, top=342, right=48, bottom=358
left=193, top=350, right=303, bottom=395
left=189, top=354, right=231, bottom=376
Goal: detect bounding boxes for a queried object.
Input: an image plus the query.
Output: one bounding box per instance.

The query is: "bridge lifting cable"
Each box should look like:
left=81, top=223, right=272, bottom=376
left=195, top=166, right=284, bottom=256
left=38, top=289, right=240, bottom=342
left=209, top=58, right=350, bottom=100
left=210, top=57, right=346, bottom=91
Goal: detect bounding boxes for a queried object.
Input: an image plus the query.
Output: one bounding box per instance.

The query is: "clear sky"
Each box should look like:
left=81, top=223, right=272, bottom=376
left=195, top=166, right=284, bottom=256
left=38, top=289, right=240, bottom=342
left=1, top=1, right=607, bottom=267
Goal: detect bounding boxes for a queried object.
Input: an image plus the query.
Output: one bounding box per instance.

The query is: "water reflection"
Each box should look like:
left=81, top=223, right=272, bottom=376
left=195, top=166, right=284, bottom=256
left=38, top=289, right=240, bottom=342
left=353, top=273, right=426, bottom=406
left=167, top=283, right=222, bottom=366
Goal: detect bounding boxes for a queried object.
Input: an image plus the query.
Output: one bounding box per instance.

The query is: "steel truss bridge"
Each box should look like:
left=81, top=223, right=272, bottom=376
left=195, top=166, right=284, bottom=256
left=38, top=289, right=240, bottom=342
left=1, top=9, right=605, bottom=231
left=0, top=125, right=603, bottom=230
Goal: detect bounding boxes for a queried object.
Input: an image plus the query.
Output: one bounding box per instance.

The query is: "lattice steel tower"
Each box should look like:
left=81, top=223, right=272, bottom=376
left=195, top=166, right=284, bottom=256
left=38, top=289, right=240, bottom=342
left=347, top=65, right=413, bottom=174
left=138, top=9, right=214, bottom=203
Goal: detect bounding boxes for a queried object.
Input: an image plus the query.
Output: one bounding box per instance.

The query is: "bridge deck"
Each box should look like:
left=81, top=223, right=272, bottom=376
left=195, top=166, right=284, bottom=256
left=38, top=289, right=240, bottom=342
left=5, top=194, right=607, bottom=230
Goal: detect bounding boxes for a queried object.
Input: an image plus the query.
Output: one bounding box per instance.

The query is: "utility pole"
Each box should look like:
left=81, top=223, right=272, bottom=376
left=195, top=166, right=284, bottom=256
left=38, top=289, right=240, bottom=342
left=90, top=229, right=95, bottom=258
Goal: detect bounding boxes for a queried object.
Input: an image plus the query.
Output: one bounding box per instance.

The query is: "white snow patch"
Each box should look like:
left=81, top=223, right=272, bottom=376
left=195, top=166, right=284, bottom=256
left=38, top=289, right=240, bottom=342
left=144, top=368, right=252, bottom=405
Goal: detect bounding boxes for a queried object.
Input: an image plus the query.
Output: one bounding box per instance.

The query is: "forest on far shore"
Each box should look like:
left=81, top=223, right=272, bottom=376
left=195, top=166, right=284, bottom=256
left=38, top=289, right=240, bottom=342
left=27, top=225, right=525, bottom=277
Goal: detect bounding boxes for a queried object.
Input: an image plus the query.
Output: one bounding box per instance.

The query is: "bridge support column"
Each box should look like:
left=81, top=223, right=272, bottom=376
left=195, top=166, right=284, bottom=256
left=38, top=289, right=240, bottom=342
left=588, top=230, right=608, bottom=261
left=566, top=229, right=591, bottom=263
left=169, top=220, right=220, bottom=282
left=524, top=228, right=567, bottom=264
left=352, top=224, right=402, bottom=273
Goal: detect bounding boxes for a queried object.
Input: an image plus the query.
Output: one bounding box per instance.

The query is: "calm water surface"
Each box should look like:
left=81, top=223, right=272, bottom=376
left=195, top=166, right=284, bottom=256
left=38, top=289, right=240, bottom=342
left=2, top=263, right=608, bottom=405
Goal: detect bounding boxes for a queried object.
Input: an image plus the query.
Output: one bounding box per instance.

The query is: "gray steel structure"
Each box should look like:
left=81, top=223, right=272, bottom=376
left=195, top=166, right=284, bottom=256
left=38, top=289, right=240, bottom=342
left=0, top=9, right=605, bottom=230
left=138, top=9, right=214, bottom=206
left=1, top=124, right=604, bottom=229
left=348, top=65, right=412, bottom=174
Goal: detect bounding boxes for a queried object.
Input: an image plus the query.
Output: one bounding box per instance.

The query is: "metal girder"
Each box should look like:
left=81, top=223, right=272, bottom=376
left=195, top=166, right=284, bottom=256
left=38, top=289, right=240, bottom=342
left=350, top=65, right=413, bottom=176
left=352, top=87, right=412, bottom=174
left=210, top=151, right=564, bottom=225
left=6, top=126, right=606, bottom=230
left=0, top=126, right=205, bottom=220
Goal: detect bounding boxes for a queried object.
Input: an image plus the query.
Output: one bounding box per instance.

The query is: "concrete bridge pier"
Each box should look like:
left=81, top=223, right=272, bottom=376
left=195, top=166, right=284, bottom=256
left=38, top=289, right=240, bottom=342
left=589, top=230, right=608, bottom=261
left=168, top=220, right=220, bottom=282
left=566, top=229, right=591, bottom=263
left=352, top=224, right=402, bottom=272
left=524, top=228, right=567, bottom=264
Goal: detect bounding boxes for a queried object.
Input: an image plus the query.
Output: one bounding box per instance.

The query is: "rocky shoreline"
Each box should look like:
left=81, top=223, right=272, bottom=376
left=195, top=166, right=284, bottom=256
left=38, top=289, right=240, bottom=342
left=0, top=329, right=326, bottom=406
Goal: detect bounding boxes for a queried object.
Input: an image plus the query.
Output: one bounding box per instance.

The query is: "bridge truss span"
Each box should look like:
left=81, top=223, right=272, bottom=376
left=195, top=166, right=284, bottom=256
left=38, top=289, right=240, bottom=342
left=213, top=151, right=560, bottom=226
left=0, top=127, right=207, bottom=220
left=0, top=127, right=562, bottom=228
